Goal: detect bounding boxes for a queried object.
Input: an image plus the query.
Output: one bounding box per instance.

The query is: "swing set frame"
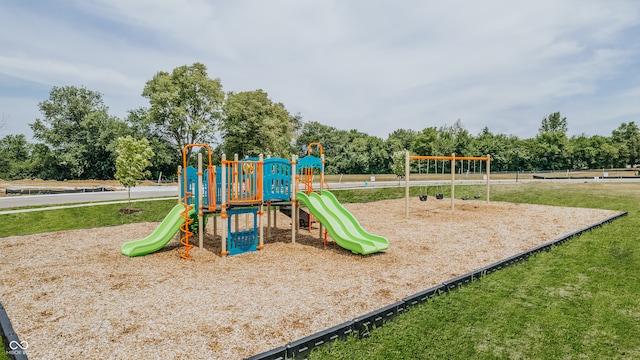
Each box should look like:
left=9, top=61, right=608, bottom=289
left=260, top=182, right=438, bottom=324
left=404, top=151, right=491, bottom=218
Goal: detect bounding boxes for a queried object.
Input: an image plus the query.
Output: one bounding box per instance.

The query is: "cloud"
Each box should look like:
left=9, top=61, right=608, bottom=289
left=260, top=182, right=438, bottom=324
left=0, top=0, right=639, bottom=140
left=0, top=97, right=41, bottom=137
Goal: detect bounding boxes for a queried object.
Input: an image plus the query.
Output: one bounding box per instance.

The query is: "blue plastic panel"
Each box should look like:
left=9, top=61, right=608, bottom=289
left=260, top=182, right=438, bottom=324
left=263, top=158, right=291, bottom=202
left=227, top=207, right=259, bottom=255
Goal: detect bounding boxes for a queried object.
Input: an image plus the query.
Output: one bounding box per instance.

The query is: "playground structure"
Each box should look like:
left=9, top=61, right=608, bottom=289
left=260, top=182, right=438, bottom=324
left=120, top=143, right=389, bottom=258
left=404, top=151, right=491, bottom=218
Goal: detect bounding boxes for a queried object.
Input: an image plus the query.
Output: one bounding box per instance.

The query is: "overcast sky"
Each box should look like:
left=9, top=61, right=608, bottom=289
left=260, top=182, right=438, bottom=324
left=1, top=0, right=639, bottom=141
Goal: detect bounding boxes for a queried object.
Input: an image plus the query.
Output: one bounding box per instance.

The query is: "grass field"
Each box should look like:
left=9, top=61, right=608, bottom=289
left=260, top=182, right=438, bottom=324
left=1, top=182, right=639, bottom=359
left=310, top=182, right=640, bottom=359
left=0, top=340, right=7, bottom=360
left=0, top=200, right=178, bottom=237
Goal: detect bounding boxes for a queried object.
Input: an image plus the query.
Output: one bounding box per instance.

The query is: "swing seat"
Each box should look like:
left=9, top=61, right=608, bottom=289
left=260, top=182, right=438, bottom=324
left=436, top=193, right=444, bottom=200
left=418, top=194, right=428, bottom=201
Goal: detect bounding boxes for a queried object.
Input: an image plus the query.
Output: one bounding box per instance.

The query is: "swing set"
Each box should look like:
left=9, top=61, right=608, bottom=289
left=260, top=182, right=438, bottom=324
left=415, top=158, right=449, bottom=200
left=404, top=151, right=491, bottom=218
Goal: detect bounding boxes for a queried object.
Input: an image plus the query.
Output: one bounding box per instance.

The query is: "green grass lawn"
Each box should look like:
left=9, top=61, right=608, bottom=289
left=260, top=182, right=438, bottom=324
left=0, top=199, right=177, bottom=237
left=0, top=339, right=7, bottom=360
left=310, top=182, right=640, bottom=359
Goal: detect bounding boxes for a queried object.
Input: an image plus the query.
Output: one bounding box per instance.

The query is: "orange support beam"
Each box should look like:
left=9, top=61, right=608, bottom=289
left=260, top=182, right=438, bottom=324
left=180, top=144, right=214, bottom=260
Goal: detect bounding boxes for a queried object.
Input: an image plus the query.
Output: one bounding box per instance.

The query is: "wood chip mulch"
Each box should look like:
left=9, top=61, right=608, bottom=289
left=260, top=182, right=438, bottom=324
left=0, top=197, right=621, bottom=359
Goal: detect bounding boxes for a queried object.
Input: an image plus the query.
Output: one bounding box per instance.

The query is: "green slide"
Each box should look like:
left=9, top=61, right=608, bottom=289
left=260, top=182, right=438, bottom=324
left=120, top=204, right=195, bottom=257
left=296, top=190, right=389, bottom=255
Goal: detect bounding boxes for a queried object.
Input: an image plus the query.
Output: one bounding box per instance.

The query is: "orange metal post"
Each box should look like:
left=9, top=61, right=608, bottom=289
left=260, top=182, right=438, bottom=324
left=180, top=144, right=214, bottom=260
left=220, top=154, right=229, bottom=257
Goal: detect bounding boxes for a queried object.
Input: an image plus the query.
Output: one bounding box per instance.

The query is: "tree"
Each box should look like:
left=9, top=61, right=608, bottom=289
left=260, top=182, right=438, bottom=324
left=338, top=130, right=389, bottom=174
left=611, top=122, right=640, bottom=166
left=30, top=86, right=129, bottom=180
left=127, top=107, right=178, bottom=181
left=535, top=112, right=569, bottom=170
left=220, top=89, right=296, bottom=158
left=568, top=134, right=597, bottom=170
left=473, top=127, right=519, bottom=172
left=593, top=136, right=621, bottom=168
left=114, top=136, right=154, bottom=211
left=451, top=120, right=474, bottom=156
left=30, top=143, right=63, bottom=180
left=296, top=122, right=391, bottom=174
left=80, top=110, right=132, bottom=179
left=412, top=127, right=437, bottom=156
left=533, top=131, right=569, bottom=170
left=32, top=86, right=107, bottom=146
left=386, top=129, right=417, bottom=177
left=142, top=63, right=224, bottom=160
left=365, top=135, right=390, bottom=173
left=390, top=151, right=406, bottom=177
left=0, top=134, right=32, bottom=180
left=386, top=129, right=417, bottom=153
left=296, top=121, right=350, bottom=174
left=539, top=112, right=568, bottom=134
left=407, top=127, right=437, bottom=173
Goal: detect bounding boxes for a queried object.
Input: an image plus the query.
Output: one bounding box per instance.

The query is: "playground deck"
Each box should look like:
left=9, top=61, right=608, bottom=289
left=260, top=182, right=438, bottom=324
left=0, top=197, right=621, bottom=359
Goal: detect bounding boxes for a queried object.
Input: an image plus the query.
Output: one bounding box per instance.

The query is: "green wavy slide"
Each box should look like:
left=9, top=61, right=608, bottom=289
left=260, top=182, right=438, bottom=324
left=121, top=204, right=195, bottom=257
left=296, top=190, right=389, bottom=255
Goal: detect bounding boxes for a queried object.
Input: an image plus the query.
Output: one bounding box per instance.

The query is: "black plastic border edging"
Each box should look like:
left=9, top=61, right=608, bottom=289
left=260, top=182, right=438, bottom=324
left=287, top=320, right=356, bottom=360
left=0, top=302, right=28, bottom=360
left=247, top=211, right=627, bottom=360
left=353, top=301, right=405, bottom=339
left=402, top=284, right=445, bottom=309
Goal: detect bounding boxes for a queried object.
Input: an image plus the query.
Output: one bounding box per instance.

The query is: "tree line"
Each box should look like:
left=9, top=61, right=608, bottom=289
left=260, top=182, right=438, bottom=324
left=1, top=62, right=639, bottom=181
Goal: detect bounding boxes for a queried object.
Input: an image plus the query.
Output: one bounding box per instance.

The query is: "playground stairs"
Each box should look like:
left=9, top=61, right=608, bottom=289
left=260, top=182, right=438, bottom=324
left=279, top=205, right=313, bottom=228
